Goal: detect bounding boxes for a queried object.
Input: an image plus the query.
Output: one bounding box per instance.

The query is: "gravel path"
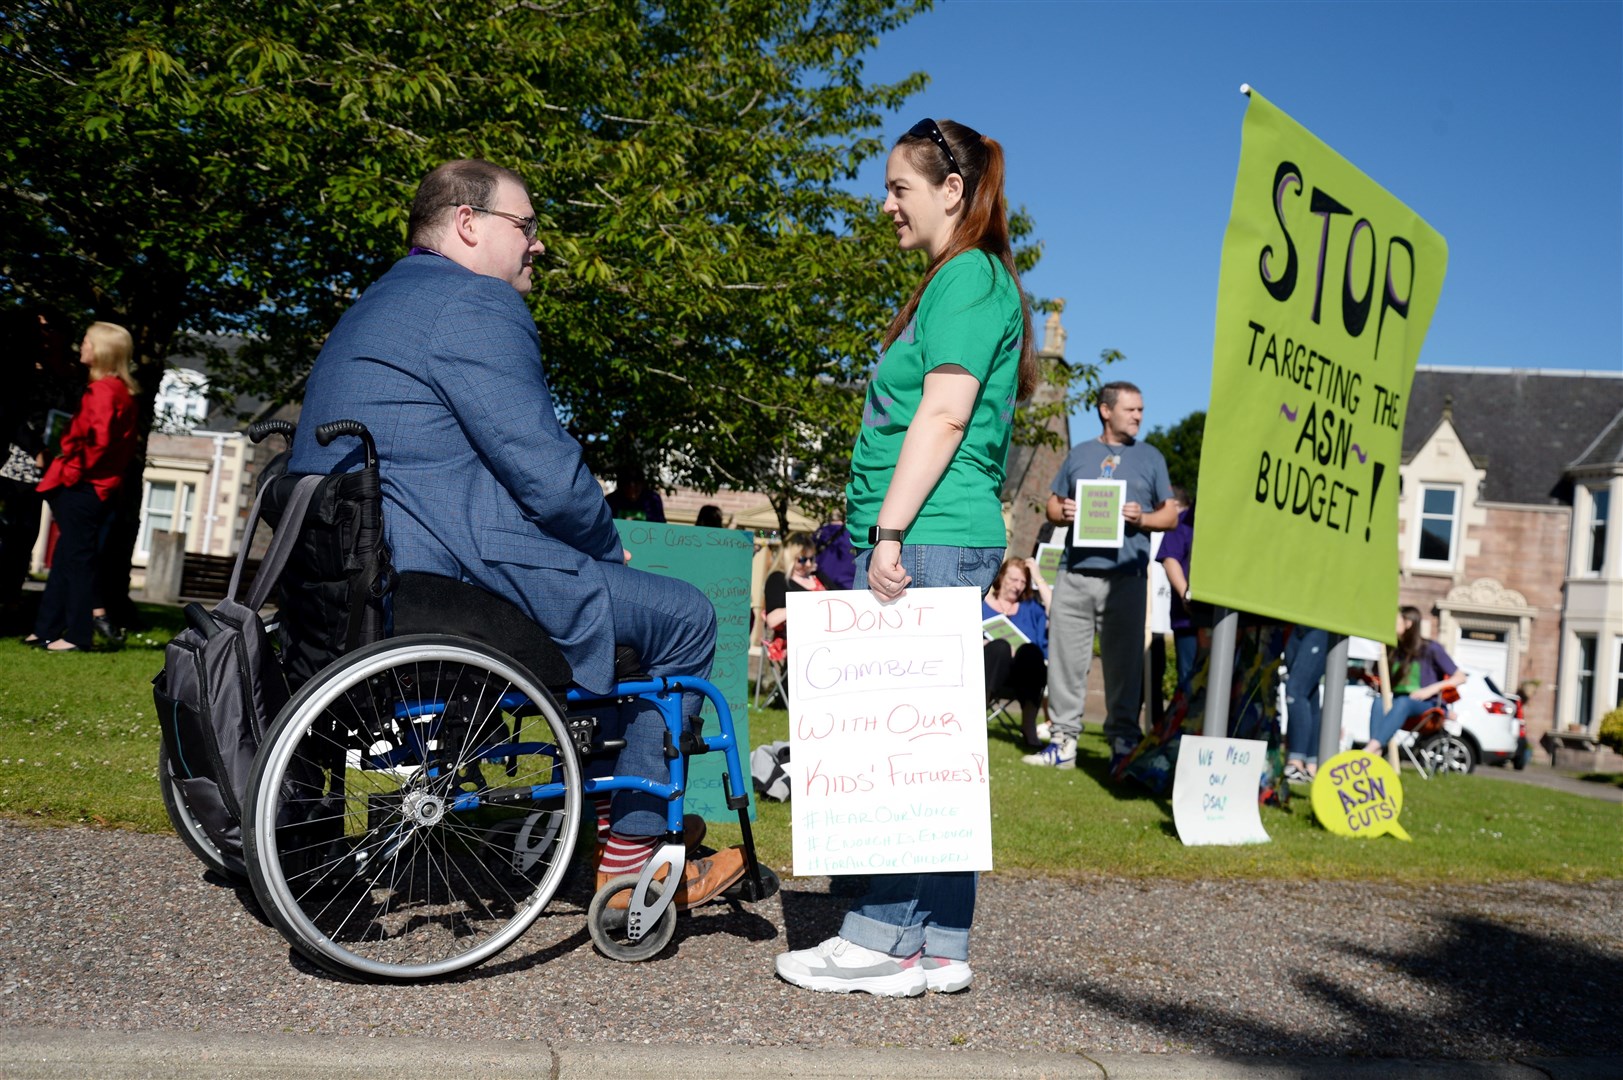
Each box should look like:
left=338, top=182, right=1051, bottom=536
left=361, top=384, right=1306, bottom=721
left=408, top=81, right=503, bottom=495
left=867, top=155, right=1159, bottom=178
left=1, top=820, right=1618, bottom=1059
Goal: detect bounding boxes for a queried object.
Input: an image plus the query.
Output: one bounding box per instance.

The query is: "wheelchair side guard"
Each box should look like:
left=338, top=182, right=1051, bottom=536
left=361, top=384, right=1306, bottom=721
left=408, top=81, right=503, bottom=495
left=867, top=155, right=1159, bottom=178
left=625, top=841, right=685, bottom=936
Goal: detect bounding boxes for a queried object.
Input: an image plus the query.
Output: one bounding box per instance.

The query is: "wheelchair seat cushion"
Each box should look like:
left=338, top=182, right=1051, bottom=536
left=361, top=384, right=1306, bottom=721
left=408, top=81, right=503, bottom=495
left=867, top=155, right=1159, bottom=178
left=392, top=573, right=574, bottom=689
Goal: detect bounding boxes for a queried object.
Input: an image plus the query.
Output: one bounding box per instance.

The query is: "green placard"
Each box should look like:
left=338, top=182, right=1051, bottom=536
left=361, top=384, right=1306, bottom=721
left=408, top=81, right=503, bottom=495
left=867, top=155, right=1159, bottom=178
left=614, top=520, right=755, bottom=821
left=1073, top=479, right=1125, bottom=548
left=1194, top=89, right=1448, bottom=644
left=1034, top=543, right=1065, bottom=588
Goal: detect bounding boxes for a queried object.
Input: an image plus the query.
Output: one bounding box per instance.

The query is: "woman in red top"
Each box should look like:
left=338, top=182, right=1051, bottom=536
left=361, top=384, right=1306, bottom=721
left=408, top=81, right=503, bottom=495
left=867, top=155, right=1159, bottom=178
left=27, top=322, right=139, bottom=651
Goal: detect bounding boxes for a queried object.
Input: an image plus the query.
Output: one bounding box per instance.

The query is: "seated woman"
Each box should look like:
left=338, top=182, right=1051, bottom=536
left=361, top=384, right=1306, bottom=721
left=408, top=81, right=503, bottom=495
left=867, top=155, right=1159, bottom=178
left=982, top=557, right=1051, bottom=748
left=763, top=531, right=825, bottom=664
left=1365, top=605, right=1466, bottom=754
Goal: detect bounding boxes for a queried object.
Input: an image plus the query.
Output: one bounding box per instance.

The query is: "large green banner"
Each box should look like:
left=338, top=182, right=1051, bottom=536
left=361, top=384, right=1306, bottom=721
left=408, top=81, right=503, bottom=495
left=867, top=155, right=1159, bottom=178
left=1192, top=89, right=1448, bottom=643
left=614, top=520, right=755, bottom=821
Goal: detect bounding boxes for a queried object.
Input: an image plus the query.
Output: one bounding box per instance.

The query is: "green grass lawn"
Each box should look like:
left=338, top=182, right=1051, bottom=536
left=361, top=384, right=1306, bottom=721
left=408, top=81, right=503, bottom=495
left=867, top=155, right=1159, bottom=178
left=1, top=606, right=1618, bottom=885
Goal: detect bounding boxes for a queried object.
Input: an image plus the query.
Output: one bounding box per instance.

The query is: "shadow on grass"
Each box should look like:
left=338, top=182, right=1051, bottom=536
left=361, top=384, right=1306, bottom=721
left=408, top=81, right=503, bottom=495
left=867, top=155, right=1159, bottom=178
left=1030, top=913, right=1623, bottom=1057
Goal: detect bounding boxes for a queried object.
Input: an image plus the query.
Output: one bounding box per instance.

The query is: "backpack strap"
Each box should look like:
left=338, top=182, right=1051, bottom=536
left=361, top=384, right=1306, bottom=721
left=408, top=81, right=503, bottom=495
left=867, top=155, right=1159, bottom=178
left=229, top=474, right=324, bottom=611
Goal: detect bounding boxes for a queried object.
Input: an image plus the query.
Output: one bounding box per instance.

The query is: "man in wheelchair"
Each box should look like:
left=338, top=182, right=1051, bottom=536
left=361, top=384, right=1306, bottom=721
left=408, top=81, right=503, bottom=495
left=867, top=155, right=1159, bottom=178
left=289, top=159, right=746, bottom=909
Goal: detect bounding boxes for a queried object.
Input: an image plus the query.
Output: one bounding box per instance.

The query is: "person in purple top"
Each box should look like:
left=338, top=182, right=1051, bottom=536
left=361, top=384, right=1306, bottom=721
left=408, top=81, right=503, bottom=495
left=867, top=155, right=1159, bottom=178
left=1366, top=606, right=1465, bottom=754
left=813, top=511, right=857, bottom=590
left=1157, top=503, right=1200, bottom=697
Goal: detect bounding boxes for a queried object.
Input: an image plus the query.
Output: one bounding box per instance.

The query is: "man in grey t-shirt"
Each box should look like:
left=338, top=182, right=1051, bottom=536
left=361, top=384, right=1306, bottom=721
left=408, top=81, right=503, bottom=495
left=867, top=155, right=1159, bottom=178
left=1024, top=381, right=1178, bottom=771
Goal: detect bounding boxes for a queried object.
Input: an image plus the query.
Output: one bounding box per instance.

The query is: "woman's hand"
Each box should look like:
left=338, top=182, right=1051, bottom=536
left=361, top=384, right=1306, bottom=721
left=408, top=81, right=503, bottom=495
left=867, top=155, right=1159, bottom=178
left=867, top=540, right=910, bottom=600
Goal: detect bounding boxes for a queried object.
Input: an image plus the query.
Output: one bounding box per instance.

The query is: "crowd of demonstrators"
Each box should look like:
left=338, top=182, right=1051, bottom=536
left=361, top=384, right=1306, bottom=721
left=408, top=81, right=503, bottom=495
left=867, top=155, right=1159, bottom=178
left=774, top=116, right=1035, bottom=999
left=982, top=556, right=1051, bottom=748
left=1024, top=381, right=1178, bottom=772
left=761, top=531, right=826, bottom=664
left=24, top=322, right=141, bottom=652
left=289, top=159, right=744, bottom=910
left=1366, top=605, right=1465, bottom=755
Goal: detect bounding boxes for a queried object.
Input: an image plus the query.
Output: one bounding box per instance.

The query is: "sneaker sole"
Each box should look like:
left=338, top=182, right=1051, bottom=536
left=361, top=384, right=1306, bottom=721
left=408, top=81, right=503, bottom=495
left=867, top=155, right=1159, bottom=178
left=925, top=971, right=972, bottom=993
left=775, top=963, right=927, bottom=997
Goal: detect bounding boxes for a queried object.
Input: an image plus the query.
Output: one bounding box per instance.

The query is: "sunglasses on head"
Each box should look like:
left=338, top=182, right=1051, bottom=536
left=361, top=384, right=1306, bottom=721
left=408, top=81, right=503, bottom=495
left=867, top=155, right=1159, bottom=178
left=907, top=117, right=962, bottom=177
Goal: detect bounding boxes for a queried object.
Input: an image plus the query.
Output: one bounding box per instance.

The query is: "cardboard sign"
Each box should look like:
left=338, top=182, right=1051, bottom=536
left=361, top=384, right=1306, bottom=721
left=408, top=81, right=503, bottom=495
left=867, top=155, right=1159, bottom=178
left=615, top=520, right=754, bottom=821
left=1172, top=735, right=1272, bottom=846
left=785, top=587, right=992, bottom=876
left=1311, top=749, right=1411, bottom=840
left=982, top=613, right=1030, bottom=647
left=1073, top=479, right=1126, bottom=548
left=1034, top=543, right=1065, bottom=588
left=1193, top=88, right=1448, bottom=644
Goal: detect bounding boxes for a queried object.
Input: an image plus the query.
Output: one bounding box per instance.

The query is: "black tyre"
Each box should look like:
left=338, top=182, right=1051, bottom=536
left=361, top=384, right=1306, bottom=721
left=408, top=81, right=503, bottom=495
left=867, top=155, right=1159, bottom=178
left=158, top=741, right=248, bottom=882
left=1420, top=733, right=1476, bottom=775
left=587, top=874, right=677, bottom=962
left=243, top=635, right=582, bottom=981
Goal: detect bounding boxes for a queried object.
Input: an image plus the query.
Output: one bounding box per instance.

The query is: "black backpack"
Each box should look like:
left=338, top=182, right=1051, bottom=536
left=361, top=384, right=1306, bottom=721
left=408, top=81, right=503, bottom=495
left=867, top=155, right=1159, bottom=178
left=152, top=475, right=321, bottom=861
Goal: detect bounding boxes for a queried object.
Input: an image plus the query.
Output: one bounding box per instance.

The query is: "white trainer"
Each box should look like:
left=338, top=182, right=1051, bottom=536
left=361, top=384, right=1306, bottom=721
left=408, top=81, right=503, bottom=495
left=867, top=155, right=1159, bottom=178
left=904, top=954, right=973, bottom=992
left=1021, top=737, right=1076, bottom=767
left=1034, top=721, right=1052, bottom=744
left=775, top=936, right=928, bottom=997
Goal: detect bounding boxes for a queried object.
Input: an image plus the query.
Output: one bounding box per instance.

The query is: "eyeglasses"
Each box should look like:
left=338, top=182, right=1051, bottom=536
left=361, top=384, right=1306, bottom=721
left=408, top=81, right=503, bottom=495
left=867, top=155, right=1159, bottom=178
left=906, top=118, right=962, bottom=177
left=795, top=556, right=817, bottom=565
left=460, top=204, right=539, bottom=242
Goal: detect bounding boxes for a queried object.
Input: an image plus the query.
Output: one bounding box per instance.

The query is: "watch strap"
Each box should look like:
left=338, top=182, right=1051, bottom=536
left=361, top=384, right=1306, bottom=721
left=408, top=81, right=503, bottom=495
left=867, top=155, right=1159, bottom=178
left=868, top=526, right=906, bottom=544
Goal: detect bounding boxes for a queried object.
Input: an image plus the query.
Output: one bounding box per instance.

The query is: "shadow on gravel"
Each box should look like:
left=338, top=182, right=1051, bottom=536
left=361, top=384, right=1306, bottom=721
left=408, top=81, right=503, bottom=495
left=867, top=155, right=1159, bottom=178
left=777, top=884, right=860, bottom=951
left=1043, top=913, right=1623, bottom=1056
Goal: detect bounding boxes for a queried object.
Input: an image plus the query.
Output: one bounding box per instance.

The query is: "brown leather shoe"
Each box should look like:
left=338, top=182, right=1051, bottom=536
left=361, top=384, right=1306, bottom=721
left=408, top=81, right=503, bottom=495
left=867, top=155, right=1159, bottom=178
left=597, top=845, right=748, bottom=911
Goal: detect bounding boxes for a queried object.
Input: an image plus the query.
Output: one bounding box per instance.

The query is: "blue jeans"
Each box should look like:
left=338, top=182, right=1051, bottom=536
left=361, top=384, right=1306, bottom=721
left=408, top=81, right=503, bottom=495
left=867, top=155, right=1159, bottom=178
left=838, top=543, right=1003, bottom=962
left=596, top=559, right=717, bottom=836
left=1283, top=627, right=1330, bottom=764
left=1368, top=694, right=1433, bottom=748
left=1173, top=630, right=1198, bottom=697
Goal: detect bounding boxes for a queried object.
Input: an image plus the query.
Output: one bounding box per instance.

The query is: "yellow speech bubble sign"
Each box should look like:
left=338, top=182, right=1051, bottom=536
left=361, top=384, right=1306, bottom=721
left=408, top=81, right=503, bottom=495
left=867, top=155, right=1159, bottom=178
left=1311, top=749, right=1411, bottom=841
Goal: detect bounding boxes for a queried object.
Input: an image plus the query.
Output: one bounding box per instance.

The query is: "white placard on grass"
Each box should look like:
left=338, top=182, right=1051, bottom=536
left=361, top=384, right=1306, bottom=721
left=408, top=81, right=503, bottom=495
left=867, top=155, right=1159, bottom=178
left=1171, top=735, right=1271, bottom=846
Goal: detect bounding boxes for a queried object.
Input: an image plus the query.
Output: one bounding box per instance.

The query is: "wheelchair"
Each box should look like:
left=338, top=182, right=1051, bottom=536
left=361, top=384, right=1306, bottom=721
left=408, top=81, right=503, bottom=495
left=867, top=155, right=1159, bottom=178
left=182, top=419, right=777, bottom=982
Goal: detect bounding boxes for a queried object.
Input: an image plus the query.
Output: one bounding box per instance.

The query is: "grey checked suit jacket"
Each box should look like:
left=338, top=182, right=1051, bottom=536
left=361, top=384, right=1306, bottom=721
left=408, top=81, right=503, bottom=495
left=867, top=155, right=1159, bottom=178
left=290, top=254, right=625, bottom=693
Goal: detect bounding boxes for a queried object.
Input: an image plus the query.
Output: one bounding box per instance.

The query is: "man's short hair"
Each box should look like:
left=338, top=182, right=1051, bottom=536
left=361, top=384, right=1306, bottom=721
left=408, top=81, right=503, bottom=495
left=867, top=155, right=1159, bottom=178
left=408, top=160, right=528, bottom=247
left=1097, top=380, right=1142, bottom=415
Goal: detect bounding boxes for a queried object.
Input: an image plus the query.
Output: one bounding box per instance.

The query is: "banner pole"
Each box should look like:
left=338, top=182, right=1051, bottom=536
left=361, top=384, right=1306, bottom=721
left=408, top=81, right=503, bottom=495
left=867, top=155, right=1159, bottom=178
left=1203, top=607, right=1238, bottom=738
left=1318, top=634, right=1350, bottom=765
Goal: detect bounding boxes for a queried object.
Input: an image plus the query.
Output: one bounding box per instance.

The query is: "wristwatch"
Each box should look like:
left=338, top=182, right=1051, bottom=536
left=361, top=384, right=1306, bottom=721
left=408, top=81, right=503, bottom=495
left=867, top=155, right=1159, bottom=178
left=868, top=526, right=906, bottom=545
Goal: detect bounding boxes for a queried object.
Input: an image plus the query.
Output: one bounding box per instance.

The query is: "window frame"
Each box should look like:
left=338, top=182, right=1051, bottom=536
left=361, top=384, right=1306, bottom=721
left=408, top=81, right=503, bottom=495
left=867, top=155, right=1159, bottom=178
left=1412, top=482, right=1462, bottom=570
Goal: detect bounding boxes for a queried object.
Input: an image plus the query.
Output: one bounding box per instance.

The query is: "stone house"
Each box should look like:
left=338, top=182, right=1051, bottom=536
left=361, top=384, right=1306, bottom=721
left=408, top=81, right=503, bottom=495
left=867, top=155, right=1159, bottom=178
left=1396, top=366, right=1623, bottom=756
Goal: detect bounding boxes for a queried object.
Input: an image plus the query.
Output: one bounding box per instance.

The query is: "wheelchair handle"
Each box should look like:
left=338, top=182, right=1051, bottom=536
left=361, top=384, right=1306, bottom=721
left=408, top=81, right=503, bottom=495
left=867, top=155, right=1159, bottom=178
left=248, top=419, right=297, bottom=445
left=315, top=419, right=378, bottom=470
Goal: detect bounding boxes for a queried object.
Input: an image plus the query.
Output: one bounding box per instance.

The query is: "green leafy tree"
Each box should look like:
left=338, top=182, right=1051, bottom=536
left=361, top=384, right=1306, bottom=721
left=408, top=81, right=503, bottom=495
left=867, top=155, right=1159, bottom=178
left=3, top=0, right=1098, bottom=552
left=1145, top=409, right=1204, bottom=501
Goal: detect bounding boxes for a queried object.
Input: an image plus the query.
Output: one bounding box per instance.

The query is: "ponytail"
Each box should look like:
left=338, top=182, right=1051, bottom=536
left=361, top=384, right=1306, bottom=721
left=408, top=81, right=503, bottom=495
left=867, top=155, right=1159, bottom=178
left=880, top=120, right=1038, bottom=401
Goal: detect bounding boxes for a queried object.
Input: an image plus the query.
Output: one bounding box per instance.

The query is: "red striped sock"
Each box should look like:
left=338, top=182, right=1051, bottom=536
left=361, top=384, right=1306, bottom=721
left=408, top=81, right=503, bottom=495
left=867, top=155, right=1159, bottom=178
left=598, top=832, right=656, bottom=877
left=594, top=796, right=612, bottom=842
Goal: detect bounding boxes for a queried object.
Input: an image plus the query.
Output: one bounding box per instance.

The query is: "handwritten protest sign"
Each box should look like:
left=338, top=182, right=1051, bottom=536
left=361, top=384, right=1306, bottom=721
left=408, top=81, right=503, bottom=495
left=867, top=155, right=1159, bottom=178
left=1311, top=749, right=1411, bottom=840
left=1172, top=735, right=1272, bottom=846
left=615, top=520, right=753, bottom=821
left=1073, top=479, right=1125, bottom=548
left=1192, top=88, right=1448, bottom=643
left=786, top=587, right=992, bottom=876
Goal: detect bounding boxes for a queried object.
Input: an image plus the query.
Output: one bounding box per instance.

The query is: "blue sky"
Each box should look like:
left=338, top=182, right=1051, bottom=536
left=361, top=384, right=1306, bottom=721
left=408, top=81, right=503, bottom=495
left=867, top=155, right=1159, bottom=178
left=852, top=0, right=1622, bottom=436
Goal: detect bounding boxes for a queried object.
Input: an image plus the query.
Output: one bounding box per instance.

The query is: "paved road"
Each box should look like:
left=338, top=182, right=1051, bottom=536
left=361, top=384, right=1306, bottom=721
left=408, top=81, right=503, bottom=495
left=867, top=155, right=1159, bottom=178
left=0, top=821, right=1618, bottom=1078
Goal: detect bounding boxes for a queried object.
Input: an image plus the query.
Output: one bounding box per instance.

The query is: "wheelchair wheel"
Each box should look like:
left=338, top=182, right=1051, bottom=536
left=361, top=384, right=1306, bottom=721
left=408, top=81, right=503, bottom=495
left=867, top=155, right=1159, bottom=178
left=244, top=635, right=582, bottom=981
left=1419, top=733, right=1476, bottom=775
left=158, top=741, right=247, bottom=882
left=587, top=874, right=677, bottom=962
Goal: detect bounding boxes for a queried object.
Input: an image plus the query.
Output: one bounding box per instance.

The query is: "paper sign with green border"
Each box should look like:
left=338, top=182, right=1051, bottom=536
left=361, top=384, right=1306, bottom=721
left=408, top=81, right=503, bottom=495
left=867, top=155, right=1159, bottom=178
left=614, top=520, right=754, bottom=822
left=1192, top=89, right=1448, bottom=644
left=1073, top=479, right=1125, bottom=548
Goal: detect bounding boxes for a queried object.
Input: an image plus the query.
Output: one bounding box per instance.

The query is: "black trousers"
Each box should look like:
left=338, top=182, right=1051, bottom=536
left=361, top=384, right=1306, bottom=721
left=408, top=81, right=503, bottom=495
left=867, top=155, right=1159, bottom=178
left=34, top=484, right=111, bottom=648
left=0, top=476, right=43, bottom=607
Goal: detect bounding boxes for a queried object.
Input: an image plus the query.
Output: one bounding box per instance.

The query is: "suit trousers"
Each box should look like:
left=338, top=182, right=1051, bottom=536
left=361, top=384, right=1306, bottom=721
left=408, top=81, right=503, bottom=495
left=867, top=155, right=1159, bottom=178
left=1046, top=569, right=1147, bottom=751
left=596, top=558, right=718, bottom=837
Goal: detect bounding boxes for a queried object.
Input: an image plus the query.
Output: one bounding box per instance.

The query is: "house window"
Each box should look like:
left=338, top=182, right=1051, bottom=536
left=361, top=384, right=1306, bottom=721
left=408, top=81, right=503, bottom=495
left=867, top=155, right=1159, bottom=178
left=1415, top=484, right=1460, bottom=566
left=1615, top=638, right=1623, bottom=715
left=138, top=481, right=195, bottom=557
left=1588, top=487, right=1609, bottom=575
left=1575, top=634, right=1597, bottom=730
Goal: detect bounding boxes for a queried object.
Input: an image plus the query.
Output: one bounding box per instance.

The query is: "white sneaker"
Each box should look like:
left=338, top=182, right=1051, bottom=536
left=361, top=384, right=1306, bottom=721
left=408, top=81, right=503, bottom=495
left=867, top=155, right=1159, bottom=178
left=775, top=936, right=927, bottom=997
left=1034, top=721, right=1052, bottom=744
left=902, top=953, right=973, bottom=992
left=1021, top=737, right=1076, bottom=767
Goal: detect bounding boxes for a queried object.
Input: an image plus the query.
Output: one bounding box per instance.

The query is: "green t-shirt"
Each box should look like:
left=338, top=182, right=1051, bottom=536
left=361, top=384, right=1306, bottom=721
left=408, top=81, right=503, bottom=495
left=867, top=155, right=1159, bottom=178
left=846, top=250, right=1023, bottom=548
